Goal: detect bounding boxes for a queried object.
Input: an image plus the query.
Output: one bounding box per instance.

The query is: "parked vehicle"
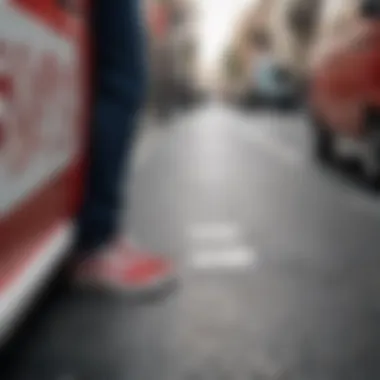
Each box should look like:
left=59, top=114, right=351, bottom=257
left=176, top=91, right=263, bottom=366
left=309, top=0, right=380, bottom=188
left=0, top=0, right=88, bottom=344
left=248, top=53, right=299, bottom=109
left=244, top=31, right=299, bottom=110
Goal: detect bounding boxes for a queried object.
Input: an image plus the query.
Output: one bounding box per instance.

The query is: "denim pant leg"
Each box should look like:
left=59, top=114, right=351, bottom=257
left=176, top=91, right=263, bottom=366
left=76, top=0, right=147, bottom=251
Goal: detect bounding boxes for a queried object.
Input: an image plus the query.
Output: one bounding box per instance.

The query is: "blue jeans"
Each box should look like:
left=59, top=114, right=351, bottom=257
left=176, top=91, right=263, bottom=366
left=75, top=0, right=147, bottom=251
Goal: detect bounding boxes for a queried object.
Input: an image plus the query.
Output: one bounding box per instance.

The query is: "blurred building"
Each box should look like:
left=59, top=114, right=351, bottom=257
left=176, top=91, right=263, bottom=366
left=221, top=0, right=325, bottom=101
left=169, top=0, right=199, bottom=106
left=145, top=0, right=198, bottom=116
left=309, top=0, right=360, bottom=69
left=220, top=0, right=276, bottom=99
left=269, top=0, right=322, bottom=79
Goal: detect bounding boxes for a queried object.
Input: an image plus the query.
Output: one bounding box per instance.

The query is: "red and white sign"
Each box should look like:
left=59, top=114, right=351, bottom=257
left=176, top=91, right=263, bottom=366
left=0, top=0, right=88, bottom=341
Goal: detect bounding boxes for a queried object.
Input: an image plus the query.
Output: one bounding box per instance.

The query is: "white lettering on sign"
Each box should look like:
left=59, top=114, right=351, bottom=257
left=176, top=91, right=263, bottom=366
left=191, top=246, right=256, bottom=269
left=0, top=4, right=82, bottom=215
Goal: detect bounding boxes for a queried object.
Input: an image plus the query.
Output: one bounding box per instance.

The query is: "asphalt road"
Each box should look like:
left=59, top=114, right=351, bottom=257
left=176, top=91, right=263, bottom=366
left=2, top=104, right=380, bottom=380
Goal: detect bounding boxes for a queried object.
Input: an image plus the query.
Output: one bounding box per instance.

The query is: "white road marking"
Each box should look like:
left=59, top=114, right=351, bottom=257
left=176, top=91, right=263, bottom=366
left=187, top=221, right=257, bottom=270
left=190, top=245, right=256, bottom=270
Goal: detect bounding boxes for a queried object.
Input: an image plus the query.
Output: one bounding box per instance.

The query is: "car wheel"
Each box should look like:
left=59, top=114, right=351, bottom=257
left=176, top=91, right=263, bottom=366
left=362, top=113, right=380, bottom=191
left=276, top=96, right=296, bottom=111
left=312, top=116, right=335, bottom=164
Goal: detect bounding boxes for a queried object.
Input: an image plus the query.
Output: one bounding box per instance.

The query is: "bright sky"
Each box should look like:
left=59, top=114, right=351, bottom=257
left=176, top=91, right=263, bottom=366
left=195, top=0, right=346, bottom=70
left=196, top=0, right=255, bottom=78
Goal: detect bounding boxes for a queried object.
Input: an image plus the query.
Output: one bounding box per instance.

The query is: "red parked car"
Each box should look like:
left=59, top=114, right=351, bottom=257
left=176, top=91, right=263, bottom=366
left=309, top=1, right=380, bottom=188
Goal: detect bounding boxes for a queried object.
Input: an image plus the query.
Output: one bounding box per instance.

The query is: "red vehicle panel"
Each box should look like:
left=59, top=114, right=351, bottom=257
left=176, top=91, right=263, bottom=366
left=0, top=0, right=89, bottom=341
left=309, top=2, right=380, bottom=189
left=310, top=21, right=380, bottom=137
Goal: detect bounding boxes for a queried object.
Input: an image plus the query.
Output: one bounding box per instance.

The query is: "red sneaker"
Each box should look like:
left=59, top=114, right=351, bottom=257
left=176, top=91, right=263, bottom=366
left=73, top=240, right=176, bottom=297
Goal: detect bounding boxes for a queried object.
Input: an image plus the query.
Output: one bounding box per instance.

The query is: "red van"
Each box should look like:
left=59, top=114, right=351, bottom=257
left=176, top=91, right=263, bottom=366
left=0, top=0, right=88, bottom=344
left=309, top=1, right=380, bottom=188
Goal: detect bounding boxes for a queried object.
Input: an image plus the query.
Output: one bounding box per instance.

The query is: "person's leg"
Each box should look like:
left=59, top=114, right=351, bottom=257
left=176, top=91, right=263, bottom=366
left=73, top=0, right=175, bottom=294
left=76, top=0, right=146, bottom=251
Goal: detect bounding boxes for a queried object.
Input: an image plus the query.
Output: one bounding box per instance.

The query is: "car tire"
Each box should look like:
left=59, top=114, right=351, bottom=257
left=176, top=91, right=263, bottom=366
left=362, top=111, right=380, bottom=191
left=312, top=116, right=335, bottom=164
left=276, top=96, right=296, bottom=111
